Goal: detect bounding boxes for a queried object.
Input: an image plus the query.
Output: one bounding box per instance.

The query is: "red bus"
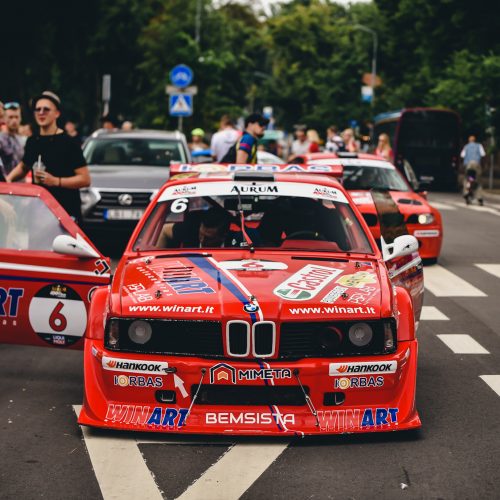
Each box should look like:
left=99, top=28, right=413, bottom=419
left=373, top=108, right=461, bottom=189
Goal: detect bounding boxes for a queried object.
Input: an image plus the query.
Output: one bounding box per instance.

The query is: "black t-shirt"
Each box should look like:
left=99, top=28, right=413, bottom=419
left=23, top=132, right=86, bottom=219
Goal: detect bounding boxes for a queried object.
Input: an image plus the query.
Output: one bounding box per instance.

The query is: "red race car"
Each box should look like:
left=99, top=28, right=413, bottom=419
left=1, top=164, right=423, bottom=435
left=294, top=153, right=443, bottom=263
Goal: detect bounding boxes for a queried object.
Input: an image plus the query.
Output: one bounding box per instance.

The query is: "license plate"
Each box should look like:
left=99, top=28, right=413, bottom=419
left=104, top=209, right=144, bottom=220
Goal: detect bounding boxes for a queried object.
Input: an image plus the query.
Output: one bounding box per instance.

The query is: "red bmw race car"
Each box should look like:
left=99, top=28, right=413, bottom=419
left=294, top=153, right=443, bottom=263
left=1, top=164, right=423, bottom=435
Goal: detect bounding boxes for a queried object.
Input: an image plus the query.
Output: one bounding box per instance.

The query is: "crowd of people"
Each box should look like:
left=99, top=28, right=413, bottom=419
left=184, top=117, right=394, bottom=164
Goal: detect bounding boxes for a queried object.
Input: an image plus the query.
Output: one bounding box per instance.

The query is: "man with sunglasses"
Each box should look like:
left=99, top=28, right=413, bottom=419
left=6, top=91, right=90, bottom=223
left=0, top=102, right=25, bottom=178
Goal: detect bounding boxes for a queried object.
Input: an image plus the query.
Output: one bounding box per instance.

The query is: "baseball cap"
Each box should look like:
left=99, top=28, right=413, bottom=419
left=191, top=128, right=205, bottom=137
left=32, top=90, right=61, bottom=110
left=245, top=113, right=269, bottom=128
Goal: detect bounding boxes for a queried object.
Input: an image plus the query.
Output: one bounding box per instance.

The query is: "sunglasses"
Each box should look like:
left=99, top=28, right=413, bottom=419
left=4, top=102, right=20, bottom=110
left=34, top=106, right=54, bottom=114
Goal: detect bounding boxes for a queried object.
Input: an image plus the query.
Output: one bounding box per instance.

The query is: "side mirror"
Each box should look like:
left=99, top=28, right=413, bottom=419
left=52, top=234, right=100, bottom=258
left=382, top=235, right=419, bottom=262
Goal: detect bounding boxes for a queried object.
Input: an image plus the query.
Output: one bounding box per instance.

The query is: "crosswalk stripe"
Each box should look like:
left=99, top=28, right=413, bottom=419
left=424, top=265, right=486, bottom=297
left=437, top=334, right=490, bottom=354
left=428, top=201, right=456, bottom=211
left=446, top=201, right=500, bottom=216
left=177, top=442, right=290, bottom=500
left=421, top=306, right=449, bottom=320
left=475, top=264, right=500, bottom=279
left=479, top=375, right=500, bottom=397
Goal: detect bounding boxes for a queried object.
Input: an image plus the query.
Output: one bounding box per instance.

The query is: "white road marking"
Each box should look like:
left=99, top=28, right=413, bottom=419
left=475, top=264, right=500, bottom=279
left=177, top=442, right=290, bottom=500
left=479, top=375, right=500, bottom=397
left=74, top=405, right=289, bottom=500
left=437, top=334, right=490, bottom=354
left=73, top=405, right=163, bottom=500
left=428, top=201, right=456, bottom=211
left=447, top=201, right=500, bottom=216
left=421, top=306, right=449, bottom=320
left=423, top=265, right=486, bottom=297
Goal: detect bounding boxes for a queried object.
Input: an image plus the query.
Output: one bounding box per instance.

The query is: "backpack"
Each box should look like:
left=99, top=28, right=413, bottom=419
left=220, top=138, right=241, bottom=163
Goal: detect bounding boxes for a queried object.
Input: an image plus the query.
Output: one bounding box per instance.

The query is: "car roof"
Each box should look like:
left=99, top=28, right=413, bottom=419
left=88, top=129, right=186, bottom=140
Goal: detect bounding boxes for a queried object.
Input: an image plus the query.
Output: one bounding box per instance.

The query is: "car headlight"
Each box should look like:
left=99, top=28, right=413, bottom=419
left=107, top=319, right=120, bottom=347
left=348, top=322, right=373, bottom=347
left=417, top=213, right=434, bottom=225
left=80, top=187, right=101, bottom=214
left=384, top=321, right=395, bottom=351
left=128, top=320, right=153, bottom=344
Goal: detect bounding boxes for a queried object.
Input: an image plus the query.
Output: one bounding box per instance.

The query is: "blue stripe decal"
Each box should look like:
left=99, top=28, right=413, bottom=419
left=0, top=274, right=106, bottom=287
left=187, top=256, right=257, bottom=322
left=257, top=359, right=283, bottom=432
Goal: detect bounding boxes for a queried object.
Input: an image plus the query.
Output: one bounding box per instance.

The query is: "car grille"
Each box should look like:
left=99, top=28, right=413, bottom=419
left=106, top=320, right=224, bottom=357
left=87, top=190, right=153, bottom=219
left=193, top=385, right=308, bottom=406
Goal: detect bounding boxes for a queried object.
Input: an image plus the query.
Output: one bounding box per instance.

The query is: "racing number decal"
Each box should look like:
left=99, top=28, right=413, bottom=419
left=28, top=284, right=87, bottom=347
left=48, top=302, right=68, bottom=332
left=171, top=198, right=188, bottom=213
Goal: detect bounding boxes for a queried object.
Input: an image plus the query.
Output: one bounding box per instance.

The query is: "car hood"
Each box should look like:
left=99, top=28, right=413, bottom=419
left=88, top=165, right=170, bottom=189
left=117, top=253, right=385, bottom=321
left=349, top=190, right=431, bottom=215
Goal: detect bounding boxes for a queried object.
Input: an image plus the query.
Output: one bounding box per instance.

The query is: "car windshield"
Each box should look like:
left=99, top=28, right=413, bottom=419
left=0, top=194, right=70, bottom=250
left=132, top=180, right=373, bottom=253
left=343, top=165, right=410, bottom=192
left=84, top=138, right=188, bottom=166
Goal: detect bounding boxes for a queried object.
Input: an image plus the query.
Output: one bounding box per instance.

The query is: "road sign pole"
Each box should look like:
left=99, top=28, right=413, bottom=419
left=178, top=116, right=183, bottom=133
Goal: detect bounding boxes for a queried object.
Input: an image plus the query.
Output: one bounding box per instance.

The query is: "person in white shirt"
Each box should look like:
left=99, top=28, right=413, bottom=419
left=288, top=126, right=310, bottom=160
left=210, top=115, right=240, bottom=161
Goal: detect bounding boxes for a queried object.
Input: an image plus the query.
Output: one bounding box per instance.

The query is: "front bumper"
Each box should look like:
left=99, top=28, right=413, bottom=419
left=78, top=340, right=420, bottom=436
left=407, top=225, right=442, bottom=260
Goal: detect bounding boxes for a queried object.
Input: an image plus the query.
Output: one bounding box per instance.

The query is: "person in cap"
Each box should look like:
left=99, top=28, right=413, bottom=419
left=188, top=128, right=208, bottom=152
left=6, top=91, right=90, bottom=223
left=235, top=113, right=269, bottom=164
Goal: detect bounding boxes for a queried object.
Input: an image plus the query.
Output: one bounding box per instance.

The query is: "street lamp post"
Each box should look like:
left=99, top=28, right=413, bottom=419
left=353, top=24, right=378, bottom=106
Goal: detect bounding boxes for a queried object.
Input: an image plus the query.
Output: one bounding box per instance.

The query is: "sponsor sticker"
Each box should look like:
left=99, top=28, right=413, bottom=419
left=218, top=260, right=288, bottom=271
left=105, top=404, right=188, bottom=428
left=28, top=284, right=86, bottom=347
left=102, top=356, right=170, bottom=374
left=163, top=261, right=215, bottom=295
left=274, top=265, right=343, bottom=301
left=318, top=407, right=398, bottom=432
left=346, top=285, right=378, bottom=305
left=0, top=287, right=24, bottom=327
left=334, top=376, right=384, bottom=389
left=413, top=229, right=440, bottom=237
left=114, top=375, right=163, bottom=388
left=209, top=363, right=292, bottom=384
left=205, top=412, right=295, bottom=425
left=321, top=286, right=348, bottom=304
left=329, top=361, right=397, bottom=376
left=336, top=271, right=377, bottom=289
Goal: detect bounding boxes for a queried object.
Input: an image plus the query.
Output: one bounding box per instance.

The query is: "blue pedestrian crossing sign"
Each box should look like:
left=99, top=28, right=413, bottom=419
left=169, top=94, right=193, bottom=117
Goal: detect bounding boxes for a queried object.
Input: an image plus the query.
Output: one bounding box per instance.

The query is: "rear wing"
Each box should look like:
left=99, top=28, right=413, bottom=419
left=170, top=163, right=343, bottom=178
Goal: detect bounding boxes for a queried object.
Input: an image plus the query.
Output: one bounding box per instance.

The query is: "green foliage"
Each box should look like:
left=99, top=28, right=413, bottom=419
left=1, top=0, right=498, bottom=140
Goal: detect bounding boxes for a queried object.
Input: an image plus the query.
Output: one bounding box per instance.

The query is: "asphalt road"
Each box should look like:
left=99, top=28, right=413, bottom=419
left=1, top=192, right=500, bottom=500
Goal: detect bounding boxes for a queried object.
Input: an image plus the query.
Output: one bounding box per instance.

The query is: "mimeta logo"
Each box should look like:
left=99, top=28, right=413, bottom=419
left=209, top=363, right=292, bottom=384
left=329, top=361, right=397, bottom=376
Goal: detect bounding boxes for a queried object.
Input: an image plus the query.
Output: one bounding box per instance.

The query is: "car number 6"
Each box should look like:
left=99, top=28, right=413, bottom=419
left=171, top=198, right=188, bottom=213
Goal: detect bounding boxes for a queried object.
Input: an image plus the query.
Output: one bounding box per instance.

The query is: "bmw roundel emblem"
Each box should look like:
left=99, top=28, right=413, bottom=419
left=244, top=303, right=259, bottom=313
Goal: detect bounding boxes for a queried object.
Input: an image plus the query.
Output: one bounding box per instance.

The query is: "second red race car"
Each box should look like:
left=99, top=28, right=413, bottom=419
left=294, top=153, right=443, bottom=263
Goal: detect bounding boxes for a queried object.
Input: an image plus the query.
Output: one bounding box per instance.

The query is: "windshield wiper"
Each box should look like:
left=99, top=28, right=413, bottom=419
left=232, top=185, right=255, bottom=251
